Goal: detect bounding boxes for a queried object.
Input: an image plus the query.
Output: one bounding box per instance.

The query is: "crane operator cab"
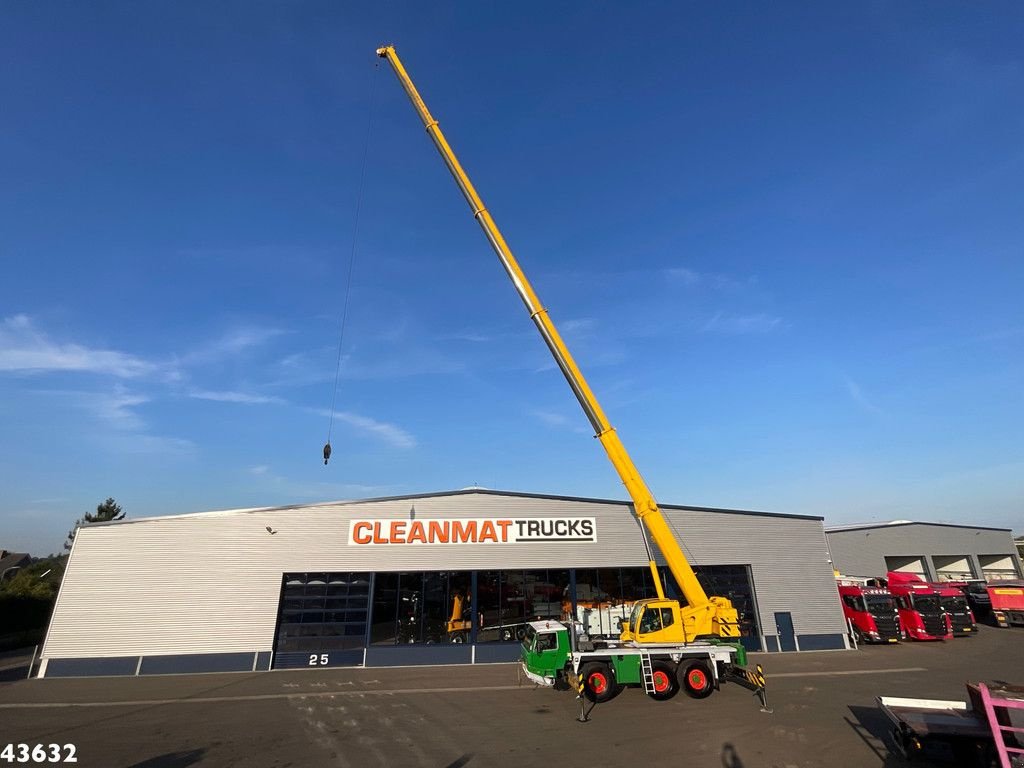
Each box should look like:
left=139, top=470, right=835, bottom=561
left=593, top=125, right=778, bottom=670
left=622, top=598, right=740, bottom=644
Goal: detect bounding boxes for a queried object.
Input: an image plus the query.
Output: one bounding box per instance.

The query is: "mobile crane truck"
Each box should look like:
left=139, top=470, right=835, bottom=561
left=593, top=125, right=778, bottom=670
left=376, top=45, right=768, bottom=716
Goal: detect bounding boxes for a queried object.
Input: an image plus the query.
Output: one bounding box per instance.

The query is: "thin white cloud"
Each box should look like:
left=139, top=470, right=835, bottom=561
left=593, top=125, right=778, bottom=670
left=38, top=384, right=195, bottom=456
left=310, top=407, right=416, bottom=449
left=665, top=267, right=758, bottom=294
left=333, top=411, right=417, bottom=449
left=113, top=434, right=195, bottom=455
left=179, top=325, right=287, bottom=365
left=666, top=267, right=701, bottom=285
left=95, top=386, right=151, bottom=431
left=189, top=389, right=286, bottom=405
left=843, top=375, right=882, bottom=415
left=702, top=312, right=782, bottom=334
left=333, top=349, right=465, bottom=380
left=242, top=463, right=394, bottom=500
left=561, top=318, right=597, bottom=336
left=532, top=409, right=571, bottom=427
left=530, top=409, right=590, bottom=434
left=0, top=315, right=156, bottom=378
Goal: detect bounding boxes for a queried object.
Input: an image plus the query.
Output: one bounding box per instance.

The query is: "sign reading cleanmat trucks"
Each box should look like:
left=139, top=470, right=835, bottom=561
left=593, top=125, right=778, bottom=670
left=348, top=517, right=596, bottom=546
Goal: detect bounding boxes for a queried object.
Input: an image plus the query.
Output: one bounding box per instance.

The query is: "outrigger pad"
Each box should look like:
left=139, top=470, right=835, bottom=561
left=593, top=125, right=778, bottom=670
left=725, top=663, right=771, bottom=713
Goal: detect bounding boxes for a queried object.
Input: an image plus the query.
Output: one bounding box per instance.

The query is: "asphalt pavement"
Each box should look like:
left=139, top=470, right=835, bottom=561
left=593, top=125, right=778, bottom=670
left=1, top=624, right=1021, bottom=768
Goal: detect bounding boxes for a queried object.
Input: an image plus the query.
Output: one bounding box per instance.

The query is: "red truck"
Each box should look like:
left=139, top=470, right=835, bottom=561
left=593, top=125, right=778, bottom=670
left=934, top=584, right=977, bottom=636
left=988, top=580, right=1024, bottom=628
left=837, top=580, right=903, bottom=643
left=886, top=572, right=952, bottom=641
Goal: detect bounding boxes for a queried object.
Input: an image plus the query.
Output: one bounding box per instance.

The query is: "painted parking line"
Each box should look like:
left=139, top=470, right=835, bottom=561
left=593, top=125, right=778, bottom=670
left=0, top=667, right=927, bottom=708
left=771, top=667, right=927, bottom=678
left=0, top=685, right=527, bottom=709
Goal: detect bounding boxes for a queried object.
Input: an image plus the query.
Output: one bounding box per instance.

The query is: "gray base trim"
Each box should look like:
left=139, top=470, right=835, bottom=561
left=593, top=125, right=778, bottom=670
left=471, top=643, right=521, bottom=664
left=365, top=645, right=473, bottom=667
left=139, top=652, right=255, bottom=675
left=795, top=633, right=847, bottom=651
left=45, top=656, right=139, bottom=678
left=256, top=650, right=273, bottom=671
left=763, top=635, right=780, bottom=653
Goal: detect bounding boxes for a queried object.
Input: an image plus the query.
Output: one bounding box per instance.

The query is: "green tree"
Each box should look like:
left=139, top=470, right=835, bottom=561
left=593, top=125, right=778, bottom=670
left=0, top=556, right=66, bottom=600
left=64, top=497, right=125, bottom=551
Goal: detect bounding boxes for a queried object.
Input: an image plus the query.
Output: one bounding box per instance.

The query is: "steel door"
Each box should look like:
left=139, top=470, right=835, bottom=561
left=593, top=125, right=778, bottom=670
left=774, top=611, right=797, bottom=652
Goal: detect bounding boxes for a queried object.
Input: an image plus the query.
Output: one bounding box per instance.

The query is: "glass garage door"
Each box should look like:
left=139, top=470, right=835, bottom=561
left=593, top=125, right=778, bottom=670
left=272, top=572, right=371, bottom=669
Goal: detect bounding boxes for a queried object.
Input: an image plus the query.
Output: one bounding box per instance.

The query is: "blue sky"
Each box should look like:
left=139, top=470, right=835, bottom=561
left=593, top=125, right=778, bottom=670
left=2, top=3, right=1022, bottom=555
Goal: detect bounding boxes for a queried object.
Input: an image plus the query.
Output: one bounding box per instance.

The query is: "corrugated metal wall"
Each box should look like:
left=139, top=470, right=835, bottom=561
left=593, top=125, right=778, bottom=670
left=43, top=492, right=846, bottom=659
left=826, top=524, right=1023, bottom=582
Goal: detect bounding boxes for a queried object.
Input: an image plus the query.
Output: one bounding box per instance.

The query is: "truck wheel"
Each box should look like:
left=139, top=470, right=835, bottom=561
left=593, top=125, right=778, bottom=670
left=647, top=660, right=679, bottom=701
left=680, top=661, right=714, bottom=699
left=581, top=662, right=617, bottom=704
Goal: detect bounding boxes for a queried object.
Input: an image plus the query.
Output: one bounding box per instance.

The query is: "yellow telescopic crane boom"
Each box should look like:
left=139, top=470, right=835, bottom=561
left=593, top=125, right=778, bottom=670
left=377, top=45, right=739, bottom=642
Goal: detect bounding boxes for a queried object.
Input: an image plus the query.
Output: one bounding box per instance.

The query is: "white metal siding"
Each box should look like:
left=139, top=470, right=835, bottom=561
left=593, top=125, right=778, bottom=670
left=43, top=492, right=846, bottom=659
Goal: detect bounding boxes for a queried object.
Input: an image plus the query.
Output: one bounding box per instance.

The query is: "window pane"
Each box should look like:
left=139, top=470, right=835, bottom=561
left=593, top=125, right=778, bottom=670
left=371, top=572, right=400, bottom=645
left=396, top=572, right=424, bottom=644
left=422, top=571, right=471, bottom=644
left=639, top=608, right=662, bottom=633
left=595, top=568, right=623, bottom=602
left=620, top=567, right=655, bottom=601
left=694, top=565, right=761, bottom=645
left=276, top=572, right=372, bottom=659
left=523, top=569, right=565, bottom=621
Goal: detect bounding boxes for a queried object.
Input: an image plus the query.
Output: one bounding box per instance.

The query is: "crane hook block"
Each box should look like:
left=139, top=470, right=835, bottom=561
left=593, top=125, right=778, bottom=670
left=323, top=442, right=332, bottom=465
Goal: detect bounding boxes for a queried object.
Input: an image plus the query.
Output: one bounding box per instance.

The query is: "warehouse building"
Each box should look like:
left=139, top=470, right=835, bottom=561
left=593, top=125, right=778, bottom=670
left=826, top=521, right=1023, bottom=583
left=39, top=489, right=849, bottom=678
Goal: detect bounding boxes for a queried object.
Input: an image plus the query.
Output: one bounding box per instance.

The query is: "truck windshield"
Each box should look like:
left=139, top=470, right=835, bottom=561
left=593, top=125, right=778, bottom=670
left=865, top=595, right=895, bottom=613
left=629, top=603, right=643, bottom=632
left=911, top=594, right=940, bottom=612
left=940, top=595, right=968, bottom=612
left=521, top=626, right=536, bottom=651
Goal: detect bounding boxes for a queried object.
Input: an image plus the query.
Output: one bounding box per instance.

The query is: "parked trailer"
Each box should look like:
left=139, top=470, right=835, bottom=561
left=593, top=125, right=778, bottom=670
left=877, top=682, right=1024, bottom=767
left=989, top=582, right=1024, bottom=628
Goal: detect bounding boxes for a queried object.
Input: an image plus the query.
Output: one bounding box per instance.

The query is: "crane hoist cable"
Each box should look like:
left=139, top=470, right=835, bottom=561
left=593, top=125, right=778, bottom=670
left=324, top=58, right=380, bottom=466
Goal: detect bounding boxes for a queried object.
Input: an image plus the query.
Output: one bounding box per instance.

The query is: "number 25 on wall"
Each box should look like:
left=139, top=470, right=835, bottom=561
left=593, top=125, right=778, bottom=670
left=308, top=653, right=329, bottom=666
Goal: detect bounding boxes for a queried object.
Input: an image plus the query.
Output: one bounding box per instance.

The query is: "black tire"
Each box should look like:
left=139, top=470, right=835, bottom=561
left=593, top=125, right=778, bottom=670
left=680, top=660, right=715, bottom=699
left=581, top=662, right=617, bottom=704
left=647, top=660, right=680, bottom=701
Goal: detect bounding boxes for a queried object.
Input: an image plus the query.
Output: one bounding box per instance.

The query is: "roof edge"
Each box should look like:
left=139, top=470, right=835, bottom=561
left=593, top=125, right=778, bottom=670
left=79, top=488, right=824, bottom=526
left=826, top=521, right=1013, bottom=534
